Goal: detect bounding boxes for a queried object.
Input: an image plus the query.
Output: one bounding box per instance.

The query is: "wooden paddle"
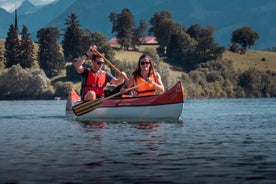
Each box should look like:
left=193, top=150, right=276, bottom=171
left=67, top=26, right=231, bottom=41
left=94, top=50, right=129, bottom=80
left=72, top=82, right=147, bottom=116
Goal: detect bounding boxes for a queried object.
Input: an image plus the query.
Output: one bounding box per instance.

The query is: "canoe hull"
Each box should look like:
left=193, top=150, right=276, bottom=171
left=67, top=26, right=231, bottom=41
left=66, top=81, right=185, bottom=122
left=66, top=102, right=184, bottom=121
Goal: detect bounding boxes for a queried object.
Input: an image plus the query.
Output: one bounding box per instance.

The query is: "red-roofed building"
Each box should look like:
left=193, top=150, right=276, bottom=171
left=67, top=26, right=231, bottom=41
left=109, top=37, right=119, bottom=45
left=142, top=36, right=158, bottom=45
left=109, top=36, right=158, bottom=45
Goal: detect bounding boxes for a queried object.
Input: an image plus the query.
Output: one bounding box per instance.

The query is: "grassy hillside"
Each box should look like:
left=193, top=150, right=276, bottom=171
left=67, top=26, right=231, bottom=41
left=222, top=50, right=276, bottom=72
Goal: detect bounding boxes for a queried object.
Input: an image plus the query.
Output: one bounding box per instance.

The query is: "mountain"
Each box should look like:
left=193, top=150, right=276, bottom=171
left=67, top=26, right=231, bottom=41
left=16, top=0, right=39, bottom=15
left=0, top=0, right=275, bottom=50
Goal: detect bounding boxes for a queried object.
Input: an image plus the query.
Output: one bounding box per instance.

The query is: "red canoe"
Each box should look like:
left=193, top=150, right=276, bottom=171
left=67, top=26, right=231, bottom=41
left=66, top=81, right=185, bottom=121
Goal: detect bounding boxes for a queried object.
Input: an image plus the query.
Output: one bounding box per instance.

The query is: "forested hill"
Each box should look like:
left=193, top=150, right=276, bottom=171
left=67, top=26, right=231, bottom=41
left=0, top=0, right=275, bottom=50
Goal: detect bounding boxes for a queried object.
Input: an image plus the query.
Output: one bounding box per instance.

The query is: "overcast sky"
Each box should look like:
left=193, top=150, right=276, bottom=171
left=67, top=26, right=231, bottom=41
left=0, top=0, right=57, bottom=12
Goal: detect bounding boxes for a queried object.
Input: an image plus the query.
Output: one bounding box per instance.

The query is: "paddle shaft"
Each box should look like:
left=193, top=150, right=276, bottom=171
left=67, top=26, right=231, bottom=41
left=100, top=81, right=148, bottom=101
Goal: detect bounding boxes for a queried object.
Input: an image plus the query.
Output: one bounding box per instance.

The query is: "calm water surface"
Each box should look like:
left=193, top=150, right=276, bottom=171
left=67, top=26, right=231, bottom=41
left=0, top=98, right=275, bottom=184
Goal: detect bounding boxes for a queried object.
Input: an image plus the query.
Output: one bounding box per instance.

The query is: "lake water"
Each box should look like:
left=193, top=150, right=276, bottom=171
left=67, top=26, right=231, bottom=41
left=0, top=98, right=275, bottom=184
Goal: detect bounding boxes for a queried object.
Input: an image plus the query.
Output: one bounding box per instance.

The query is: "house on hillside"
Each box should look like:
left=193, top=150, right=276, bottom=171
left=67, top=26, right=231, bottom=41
left=109, top=36, right=158, bottom=45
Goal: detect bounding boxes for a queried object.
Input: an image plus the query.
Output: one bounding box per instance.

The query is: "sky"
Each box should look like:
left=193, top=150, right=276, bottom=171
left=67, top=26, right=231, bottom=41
left=0, top=0, right=56, bottom=12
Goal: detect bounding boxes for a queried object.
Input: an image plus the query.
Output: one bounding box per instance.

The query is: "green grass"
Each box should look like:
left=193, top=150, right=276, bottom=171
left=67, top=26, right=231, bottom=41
left=112, top=44, right=159, bottom=63
left=222, top=50, right=276, bottom=72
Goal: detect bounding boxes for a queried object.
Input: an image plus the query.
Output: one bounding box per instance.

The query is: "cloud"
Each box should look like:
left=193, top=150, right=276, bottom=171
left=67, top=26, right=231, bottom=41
left=0, top=0, right=22, bottom=12
left=29, top=0, right=56, bottom=6
left=0, top=0, right=57, bottom=12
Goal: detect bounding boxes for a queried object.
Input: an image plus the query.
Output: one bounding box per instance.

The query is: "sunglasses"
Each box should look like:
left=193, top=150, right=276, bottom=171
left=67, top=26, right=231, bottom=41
left=140, top=62, right=150, bottom=65
left=96, top=61, right=105, bottom=65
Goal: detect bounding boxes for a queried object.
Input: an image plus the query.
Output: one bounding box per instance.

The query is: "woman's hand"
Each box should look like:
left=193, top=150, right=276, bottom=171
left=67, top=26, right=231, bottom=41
left=146, top=77, right=153, bottom=84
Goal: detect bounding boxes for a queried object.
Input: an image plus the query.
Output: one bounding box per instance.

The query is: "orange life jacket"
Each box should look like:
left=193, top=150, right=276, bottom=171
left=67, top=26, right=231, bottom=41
left=84, top=69, right=106, bottom=97
left=135, top=71, right=156, bottom=96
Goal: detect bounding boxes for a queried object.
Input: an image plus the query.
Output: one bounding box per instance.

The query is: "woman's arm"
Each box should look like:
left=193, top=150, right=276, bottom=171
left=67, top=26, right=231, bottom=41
left=150, top=72, right=164, bottom=93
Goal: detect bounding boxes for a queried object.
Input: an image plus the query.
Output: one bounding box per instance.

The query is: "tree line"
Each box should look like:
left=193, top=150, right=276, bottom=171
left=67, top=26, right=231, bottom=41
left=0, top=9, right=275, bottom=99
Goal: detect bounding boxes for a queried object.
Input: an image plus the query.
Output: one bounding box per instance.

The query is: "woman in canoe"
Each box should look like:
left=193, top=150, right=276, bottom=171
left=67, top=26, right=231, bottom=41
left=122, top=54, right=164, bottom=97
left=74, top=45, right=127, bottom=100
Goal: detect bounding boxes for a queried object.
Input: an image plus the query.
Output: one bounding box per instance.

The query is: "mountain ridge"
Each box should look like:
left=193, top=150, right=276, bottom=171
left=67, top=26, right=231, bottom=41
left=0, top=0, right=275, bottom=50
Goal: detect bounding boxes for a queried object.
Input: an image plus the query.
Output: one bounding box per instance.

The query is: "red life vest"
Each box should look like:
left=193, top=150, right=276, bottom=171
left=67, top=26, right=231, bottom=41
left=136, top=71, right=156, bottom=96
left=84, top=69, right=106, bottom=97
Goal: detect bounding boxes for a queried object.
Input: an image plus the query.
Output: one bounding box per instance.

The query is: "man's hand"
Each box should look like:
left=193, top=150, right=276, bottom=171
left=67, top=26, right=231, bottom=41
left=119, top=72, right=128, bottom=81
left=86, top=45, right=97, bottom=56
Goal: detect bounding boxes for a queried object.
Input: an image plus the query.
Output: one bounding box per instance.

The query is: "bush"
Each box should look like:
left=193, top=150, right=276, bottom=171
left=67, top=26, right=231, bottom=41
left=206, top=71, right=223, bottom=82
left=158, top=62, right=177, bottom=90
left=0, top=64, right=54, bottom=99
left=54, top=81, right=74, bottom=97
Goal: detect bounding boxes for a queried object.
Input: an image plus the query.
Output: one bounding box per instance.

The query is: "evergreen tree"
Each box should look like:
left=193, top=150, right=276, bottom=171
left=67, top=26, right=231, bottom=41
left=0, top=47, right=5, bottom=69
left=4, top=24, right=20, bottom=68
left=37, top=27, right=65, bottom=78
left=18, top=25, right=35, bottom=68
left=62, top=13, right=83, bottom=61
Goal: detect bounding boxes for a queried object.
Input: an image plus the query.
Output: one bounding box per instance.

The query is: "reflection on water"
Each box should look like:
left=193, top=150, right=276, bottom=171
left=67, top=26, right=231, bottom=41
left=79, top=121, right=165, bottom=130
left=80, top=121, right=107, bottom=129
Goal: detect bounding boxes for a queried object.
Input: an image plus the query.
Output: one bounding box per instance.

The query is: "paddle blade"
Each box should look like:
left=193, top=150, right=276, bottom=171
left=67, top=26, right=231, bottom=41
left=72, top=99, right=103, bottom=116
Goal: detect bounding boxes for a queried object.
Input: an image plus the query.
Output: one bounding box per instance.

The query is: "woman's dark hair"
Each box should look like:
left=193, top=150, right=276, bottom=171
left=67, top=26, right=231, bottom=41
left=133, top=54, right=154, bottom=78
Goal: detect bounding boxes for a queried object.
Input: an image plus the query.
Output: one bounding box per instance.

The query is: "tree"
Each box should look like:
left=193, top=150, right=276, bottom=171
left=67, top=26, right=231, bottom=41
left=18, top=25, right=35, bottom=68
left=186, top=24, right=202, bottom=40
left=109, top=8, right=135, bottom=50
left=155, top=19, right=178, bottom=49
left=133, top=20, right=148, bottom=46
left=4, top=24, right=20, bottom=68
left=79, top=29, right=94, bottom=53
left=231, top=26, right=259, bottom=52
left=0, top=46, right=5, bottom=69
left=149, top=10, right=185, bottom=52
left=149, top=10, right=173, bottom=35
left=37, top=27, right=65, bottom=78
left=62, top=13, right=83, bottom=62
left=187, top=24, right=224, bottom=62
left=167, top=31, right=198, bottom=71
left=90, top=32, right=114, bottom=59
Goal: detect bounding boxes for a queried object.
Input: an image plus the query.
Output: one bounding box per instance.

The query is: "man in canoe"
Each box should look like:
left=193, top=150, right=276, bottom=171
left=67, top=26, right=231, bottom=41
left=121, top=54, right=164, bottom=97
left=74, top=45, right=127, bottom=100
